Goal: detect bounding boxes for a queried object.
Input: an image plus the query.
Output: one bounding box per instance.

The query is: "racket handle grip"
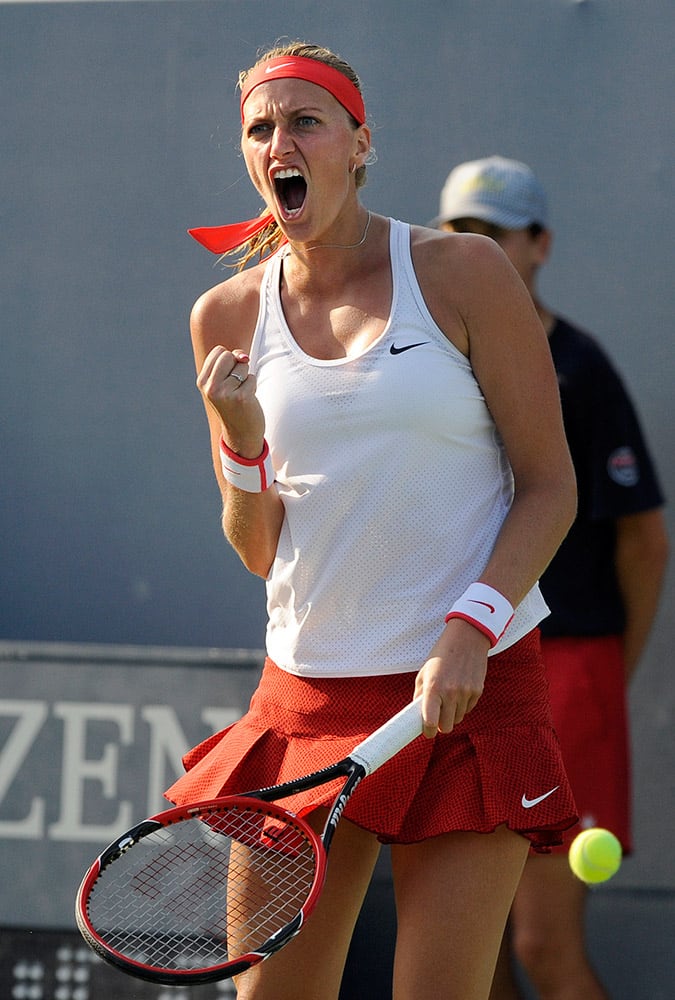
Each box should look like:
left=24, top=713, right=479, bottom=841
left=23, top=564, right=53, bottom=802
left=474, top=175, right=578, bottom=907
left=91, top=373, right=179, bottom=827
left=350, top=698, right=424, bottom=775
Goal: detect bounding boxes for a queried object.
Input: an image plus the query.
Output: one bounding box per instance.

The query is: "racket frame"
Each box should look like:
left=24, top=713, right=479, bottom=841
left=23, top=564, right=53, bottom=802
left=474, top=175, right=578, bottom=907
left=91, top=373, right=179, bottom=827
left=75, top=697, right=422, bottom=984
left=75, top=765, right=365, bottom=984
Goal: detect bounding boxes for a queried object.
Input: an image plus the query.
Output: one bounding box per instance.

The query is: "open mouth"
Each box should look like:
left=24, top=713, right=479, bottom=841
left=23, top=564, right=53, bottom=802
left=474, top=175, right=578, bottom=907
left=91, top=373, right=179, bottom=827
left=274, top=168, right=307, bottom=215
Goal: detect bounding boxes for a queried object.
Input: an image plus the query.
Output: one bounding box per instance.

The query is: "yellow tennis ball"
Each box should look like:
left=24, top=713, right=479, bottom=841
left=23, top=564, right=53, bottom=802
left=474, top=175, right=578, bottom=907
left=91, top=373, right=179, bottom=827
left=569, top=828, right=622, bottom=884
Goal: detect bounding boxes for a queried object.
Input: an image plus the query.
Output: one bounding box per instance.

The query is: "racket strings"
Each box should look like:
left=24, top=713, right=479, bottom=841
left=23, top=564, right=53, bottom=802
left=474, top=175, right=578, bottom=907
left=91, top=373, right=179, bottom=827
left=85, top=805, right=318, bottom=972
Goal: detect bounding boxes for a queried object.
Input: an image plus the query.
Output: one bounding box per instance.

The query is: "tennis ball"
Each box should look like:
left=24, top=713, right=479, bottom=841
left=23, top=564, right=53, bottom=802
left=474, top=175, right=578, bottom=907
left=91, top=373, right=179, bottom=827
left=569, top=828, right=622, bottom=884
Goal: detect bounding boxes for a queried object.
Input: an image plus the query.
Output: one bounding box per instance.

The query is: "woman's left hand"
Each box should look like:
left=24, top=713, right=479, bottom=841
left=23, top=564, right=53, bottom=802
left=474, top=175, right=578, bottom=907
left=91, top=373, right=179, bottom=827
left=414, top=620, right=491, bottom=738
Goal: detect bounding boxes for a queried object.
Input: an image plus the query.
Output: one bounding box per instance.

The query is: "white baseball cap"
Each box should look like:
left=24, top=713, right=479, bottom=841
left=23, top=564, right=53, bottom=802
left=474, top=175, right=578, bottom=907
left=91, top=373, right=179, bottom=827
left=434, top=155, right=548, bottom=229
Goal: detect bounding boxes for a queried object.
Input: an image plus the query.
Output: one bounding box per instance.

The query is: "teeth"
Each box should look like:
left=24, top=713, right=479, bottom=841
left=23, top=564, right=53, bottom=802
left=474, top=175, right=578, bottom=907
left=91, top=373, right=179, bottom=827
left=275, top=168, right=303, bottom=179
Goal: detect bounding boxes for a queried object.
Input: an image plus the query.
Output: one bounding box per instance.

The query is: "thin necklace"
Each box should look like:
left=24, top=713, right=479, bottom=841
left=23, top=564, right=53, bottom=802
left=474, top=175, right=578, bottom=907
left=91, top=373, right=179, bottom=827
left=302, top=211, right=372, bottom=252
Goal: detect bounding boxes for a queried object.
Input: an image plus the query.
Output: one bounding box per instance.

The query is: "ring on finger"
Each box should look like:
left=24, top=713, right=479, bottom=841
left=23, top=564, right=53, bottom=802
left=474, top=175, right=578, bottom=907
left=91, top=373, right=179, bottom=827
left=228, top=371, right=247, bottom=384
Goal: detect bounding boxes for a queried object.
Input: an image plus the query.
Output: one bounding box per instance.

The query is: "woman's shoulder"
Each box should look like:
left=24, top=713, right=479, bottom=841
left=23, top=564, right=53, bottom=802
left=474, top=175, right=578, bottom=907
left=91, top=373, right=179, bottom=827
left=408, top=224, right=514, bottom=342
left=190, top=261, right=267, bottom=353
left=409, top=223, right=509, bottom=279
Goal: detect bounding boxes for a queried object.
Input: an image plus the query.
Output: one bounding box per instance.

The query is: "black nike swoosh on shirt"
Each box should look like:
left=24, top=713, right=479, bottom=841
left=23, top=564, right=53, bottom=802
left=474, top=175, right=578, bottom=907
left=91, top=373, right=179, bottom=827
left=389, top=341, right=430, bottom=354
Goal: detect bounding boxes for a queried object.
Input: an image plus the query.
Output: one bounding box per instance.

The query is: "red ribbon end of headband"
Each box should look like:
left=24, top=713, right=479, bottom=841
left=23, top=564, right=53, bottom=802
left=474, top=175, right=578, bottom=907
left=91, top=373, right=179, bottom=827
left=188, top=214, right=275, bottom=254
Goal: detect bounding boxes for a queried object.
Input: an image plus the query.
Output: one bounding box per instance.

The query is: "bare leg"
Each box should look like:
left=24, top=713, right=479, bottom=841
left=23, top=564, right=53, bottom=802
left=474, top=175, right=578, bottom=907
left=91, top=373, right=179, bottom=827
left=234, top=809, right=380, bottom=1000
left=391, top=825, right=529, bottom=1000
left=489, top=922, right=525, bottom=1000
left=510, top=853, right=609, bottom=1000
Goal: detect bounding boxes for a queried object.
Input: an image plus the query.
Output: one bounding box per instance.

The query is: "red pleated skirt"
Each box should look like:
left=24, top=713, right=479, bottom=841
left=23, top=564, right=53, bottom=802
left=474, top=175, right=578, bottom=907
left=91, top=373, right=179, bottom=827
left=165, top=630, right=577, bottom=852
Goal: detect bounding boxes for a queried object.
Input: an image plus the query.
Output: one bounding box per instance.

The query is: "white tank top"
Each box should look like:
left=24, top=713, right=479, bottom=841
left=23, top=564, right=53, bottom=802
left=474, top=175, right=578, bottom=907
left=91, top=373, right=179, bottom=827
left=248, top=219, right=548, bottom=677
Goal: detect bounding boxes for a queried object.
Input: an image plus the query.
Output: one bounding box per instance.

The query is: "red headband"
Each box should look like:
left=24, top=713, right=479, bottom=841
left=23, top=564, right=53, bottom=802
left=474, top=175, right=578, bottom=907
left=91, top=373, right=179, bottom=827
left=189, top=55, right=366, bottom=255
left=240, top=55, right=366, bottom=126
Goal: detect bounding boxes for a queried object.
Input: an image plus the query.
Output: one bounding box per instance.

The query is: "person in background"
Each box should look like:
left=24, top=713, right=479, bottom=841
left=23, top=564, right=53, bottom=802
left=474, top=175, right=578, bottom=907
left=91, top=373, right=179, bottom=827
left=166, top=43, right=579, bottom=1000
left=434, top=155, right=668, bottom=1000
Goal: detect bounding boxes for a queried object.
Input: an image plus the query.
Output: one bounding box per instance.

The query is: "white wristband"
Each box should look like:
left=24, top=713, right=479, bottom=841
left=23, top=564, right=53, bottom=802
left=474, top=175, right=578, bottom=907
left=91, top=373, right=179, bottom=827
left=219, top=437, right=275, bottom=493
left=444, top=582, right=514, bottom=648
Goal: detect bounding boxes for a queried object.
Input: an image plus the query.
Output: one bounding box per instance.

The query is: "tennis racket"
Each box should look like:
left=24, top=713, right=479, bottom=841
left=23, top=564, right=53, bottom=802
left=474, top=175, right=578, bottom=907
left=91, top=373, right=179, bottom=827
left=75, top=697, right=424, bottom=985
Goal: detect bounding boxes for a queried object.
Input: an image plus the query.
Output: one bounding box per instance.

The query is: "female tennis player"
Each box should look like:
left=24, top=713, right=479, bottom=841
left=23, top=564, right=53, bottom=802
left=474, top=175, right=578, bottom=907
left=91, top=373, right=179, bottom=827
left=166, top=41, right=578, bottom=1000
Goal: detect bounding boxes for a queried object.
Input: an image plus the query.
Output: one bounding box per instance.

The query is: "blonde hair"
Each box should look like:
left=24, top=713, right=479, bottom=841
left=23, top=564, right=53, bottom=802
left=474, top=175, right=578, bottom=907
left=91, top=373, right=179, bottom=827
left=234, top=41, right=369, bottom=270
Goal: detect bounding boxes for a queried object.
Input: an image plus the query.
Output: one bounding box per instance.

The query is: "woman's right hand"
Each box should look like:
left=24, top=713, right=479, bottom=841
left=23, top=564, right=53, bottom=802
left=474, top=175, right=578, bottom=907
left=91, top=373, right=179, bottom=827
left=197, top=345, right=267, bottom=459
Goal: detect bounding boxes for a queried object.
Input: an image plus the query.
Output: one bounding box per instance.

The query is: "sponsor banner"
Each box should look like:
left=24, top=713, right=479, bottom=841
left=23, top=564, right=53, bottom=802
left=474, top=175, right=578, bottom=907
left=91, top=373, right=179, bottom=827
left=0, top=642, right=263, bottom=929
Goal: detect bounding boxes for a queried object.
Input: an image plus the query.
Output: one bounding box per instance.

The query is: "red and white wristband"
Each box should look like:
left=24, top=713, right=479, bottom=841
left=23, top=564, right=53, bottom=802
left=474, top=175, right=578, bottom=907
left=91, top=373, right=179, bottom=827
left=219, top=437, right=275, bottom=493
left=444, top=582, right=514, bottom=648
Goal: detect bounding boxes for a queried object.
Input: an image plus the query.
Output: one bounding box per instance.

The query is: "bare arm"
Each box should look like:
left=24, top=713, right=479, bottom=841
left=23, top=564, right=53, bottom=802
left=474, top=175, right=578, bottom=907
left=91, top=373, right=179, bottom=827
left=463, top=238, right=577, bottom=606
left=190, top=276, right=285, bottom=577
left=413, top=233, right=577, bottom=735
left=614, top=508, right=669, bottom=677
